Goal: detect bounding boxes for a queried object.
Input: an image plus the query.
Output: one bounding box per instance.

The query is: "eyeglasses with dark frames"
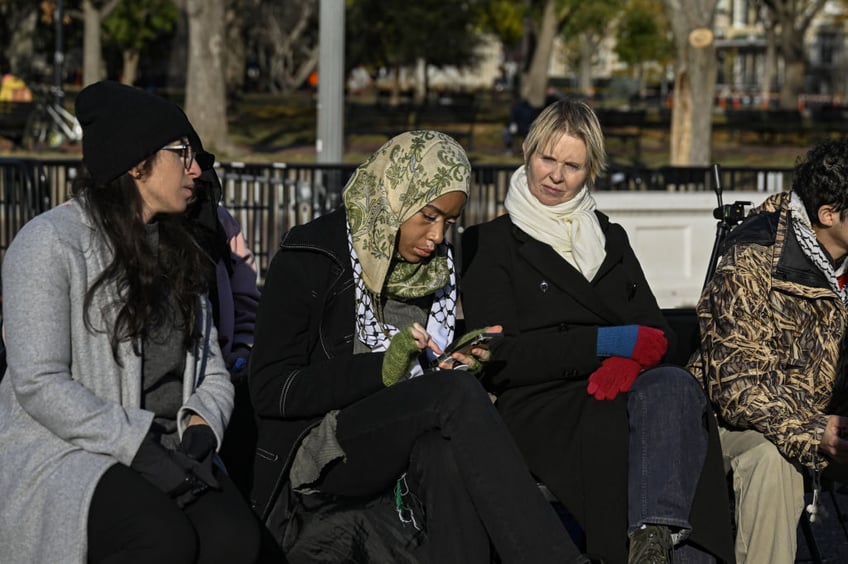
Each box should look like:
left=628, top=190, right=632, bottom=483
left=161, top=139, right=195, bottom=171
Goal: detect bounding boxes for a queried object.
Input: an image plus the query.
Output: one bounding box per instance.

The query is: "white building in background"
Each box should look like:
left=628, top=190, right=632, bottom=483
left=710, top=0, right=847, bottom=104
left=367, top=0, right=847, bottom=104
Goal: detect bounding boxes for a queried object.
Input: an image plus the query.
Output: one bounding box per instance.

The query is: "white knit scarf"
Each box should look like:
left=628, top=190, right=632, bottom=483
left=789, top=191, right=848, bottom=303
left=504, top=165, right=607, bottom=280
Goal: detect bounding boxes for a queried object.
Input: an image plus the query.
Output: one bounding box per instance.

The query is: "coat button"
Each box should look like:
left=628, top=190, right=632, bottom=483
left=540, top=280, right=549, bottom=292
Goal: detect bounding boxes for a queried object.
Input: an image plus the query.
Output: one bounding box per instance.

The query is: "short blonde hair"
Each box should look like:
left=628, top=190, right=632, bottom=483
left=523, top=99, right=607, bottom=187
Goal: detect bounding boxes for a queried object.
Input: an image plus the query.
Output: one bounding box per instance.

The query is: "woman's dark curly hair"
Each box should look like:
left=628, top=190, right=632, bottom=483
left=792, top=138, right=848, bottom=225
left=72, top=153, right=214, bottom=362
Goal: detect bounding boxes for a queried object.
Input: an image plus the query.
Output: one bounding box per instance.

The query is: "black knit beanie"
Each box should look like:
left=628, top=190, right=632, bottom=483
left=75, top=80, right=194, bottom=185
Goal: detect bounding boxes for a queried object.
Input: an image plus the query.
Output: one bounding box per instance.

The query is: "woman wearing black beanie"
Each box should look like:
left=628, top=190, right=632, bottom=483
left=0, top=81, right=262, bottom=564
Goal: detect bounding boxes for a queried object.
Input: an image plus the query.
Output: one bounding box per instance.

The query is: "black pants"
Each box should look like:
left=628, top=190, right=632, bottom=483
left=87, top=462, right=262, bottom=564
left=318, top=371, right=580, bottom=564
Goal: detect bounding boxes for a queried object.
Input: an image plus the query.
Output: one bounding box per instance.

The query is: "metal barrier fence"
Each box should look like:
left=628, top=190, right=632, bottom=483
left=0, top=158, right=794, bottom=283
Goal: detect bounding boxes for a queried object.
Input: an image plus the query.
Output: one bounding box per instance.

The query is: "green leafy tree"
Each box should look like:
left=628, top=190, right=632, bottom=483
left=102, top=0, right=179, bottom=85
left=476, top=0, right=526, bottom=52
left=559, top=0, right=626, bottom=96
left=615, top=0, right=673, bottom=89
left=346, top=0, right=487, bottom=102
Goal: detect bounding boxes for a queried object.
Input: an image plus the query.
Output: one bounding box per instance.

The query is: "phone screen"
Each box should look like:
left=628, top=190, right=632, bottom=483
left=433, top=332, right=502, bottom=367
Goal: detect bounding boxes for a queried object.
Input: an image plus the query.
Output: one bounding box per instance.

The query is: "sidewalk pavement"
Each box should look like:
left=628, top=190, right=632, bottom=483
left=796, top=486, right=848, bottom=562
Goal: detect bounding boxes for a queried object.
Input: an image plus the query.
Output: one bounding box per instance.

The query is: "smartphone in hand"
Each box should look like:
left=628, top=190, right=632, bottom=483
left=432, top=331, right=502, bottom=368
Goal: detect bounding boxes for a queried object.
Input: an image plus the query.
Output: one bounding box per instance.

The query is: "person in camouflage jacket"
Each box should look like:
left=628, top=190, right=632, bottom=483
left=688, top=139, right=848, bottom=564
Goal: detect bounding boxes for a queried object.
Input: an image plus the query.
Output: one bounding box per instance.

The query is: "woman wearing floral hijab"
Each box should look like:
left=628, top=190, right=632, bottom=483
left=249, top=131, right=586, bottom=563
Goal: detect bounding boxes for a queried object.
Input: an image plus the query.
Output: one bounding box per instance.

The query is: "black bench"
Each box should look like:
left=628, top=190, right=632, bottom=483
left=345, top=101, right=414, bottom=146
left=808, top=105, right=848, bottom=137
left=0, top=101, right=35, bottom=146
left=653, top=165, right=713, bottom=191
left=724, top=109, right=805, bottom=143
left=411, top=93, right=478, bottom=151
left=595, top=109, right=646, bottom=164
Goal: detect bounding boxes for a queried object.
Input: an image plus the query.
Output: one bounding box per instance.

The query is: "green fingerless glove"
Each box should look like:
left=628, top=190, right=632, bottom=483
left=382, top=326, right=420, bottom=386
left=435, top=327, right=492, bottom=372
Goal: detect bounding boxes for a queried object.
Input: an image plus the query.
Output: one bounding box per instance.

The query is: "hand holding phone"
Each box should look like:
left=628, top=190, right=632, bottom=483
left=433, top=325, right=503, bottom=370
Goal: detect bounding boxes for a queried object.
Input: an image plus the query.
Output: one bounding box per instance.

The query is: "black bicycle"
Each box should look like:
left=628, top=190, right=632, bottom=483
left=23, top=84, right=82, bottom=150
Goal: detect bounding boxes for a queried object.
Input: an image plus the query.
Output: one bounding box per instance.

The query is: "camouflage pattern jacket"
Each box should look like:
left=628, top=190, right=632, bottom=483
left=688, top=191, right=848, bottom=470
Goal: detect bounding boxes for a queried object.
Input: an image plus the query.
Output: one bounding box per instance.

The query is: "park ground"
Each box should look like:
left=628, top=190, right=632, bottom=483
left=0, top=88, right=815, bottom=169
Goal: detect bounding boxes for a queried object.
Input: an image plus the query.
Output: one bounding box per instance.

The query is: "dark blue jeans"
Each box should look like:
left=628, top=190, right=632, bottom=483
left=628, top=366, right=715, bottom=564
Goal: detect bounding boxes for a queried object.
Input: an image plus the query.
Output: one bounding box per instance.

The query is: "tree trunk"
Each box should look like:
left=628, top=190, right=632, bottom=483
left=763, top=0, right=827, bottom=110
left=663, top=0, right=718, bottom=165
left=121, top=49, right=139, bottom=86
left=185, top=0, right=229, bottom=154
left=224, top=1, right=246, bottom=100
left=414, top=58, right=427, bottom=105
left=521, top=0, right=559, bottom=108
left=780, top=60, right=805, bottom=110
left=779, top=25, right=806, bottom=110
left=688, top=40, right=716, bottom=164
left=578, top=34, right=595, bottom=97
left=759, top=15, right=777, bottom=109
left=389, top=66, right=402, bottom=106
left=82, top=0, right=103, bottom=86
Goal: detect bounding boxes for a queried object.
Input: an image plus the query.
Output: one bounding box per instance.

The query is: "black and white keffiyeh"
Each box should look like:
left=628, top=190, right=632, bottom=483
left=347, top=226, right=457, bottom=377
left=789, top=191, right=848, bottom=304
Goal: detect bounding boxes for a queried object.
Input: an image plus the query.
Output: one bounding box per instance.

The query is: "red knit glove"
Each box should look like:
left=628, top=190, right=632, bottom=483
left=623, top=325, right=668, bottom=366
left=586, top=356, right=642, bottom=401
left=596, top=325, right=668, bottom=368
left=630, top=326, right=667, bottom=368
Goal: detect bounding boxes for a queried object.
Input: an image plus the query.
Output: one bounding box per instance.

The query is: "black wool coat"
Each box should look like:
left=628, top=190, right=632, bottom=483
left=461, top=213, right=734, bottom=564
left=248, top=208, right=385, bottom=524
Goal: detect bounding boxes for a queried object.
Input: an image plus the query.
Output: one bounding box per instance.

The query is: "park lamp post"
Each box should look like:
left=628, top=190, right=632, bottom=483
left=315, top=0, right=345, bottom=209
left=317, top=0, right=344, bottom=164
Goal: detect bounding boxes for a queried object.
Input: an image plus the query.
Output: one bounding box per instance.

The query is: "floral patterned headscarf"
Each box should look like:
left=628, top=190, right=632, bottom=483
left=343, top=130, right=471, bottom=296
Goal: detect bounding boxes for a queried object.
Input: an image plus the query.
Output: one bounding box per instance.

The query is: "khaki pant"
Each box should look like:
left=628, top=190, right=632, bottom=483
left=719, top=427, right=805, bottom=564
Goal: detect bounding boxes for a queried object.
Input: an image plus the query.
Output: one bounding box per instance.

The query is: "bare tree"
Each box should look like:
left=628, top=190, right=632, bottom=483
left=0, top=1, right=39, bottom=79
left=761, top=0, right=827, bottom=109
left=71, top=0, right=120, bottom=86
left=663, top=0, right=718, bottom=165
left=521, top=0, right=576, bottom=107
left=246, top=0, right=317, bottom=94
left=224, top=0, right=246, bottom=100
left=185, top=0, right=229, bottom=153
left=753, top=2, right=779, bottom=109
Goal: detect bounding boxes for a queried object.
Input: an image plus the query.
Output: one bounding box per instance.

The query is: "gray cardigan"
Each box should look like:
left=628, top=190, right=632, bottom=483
left=0, top=199, right=234, bottom=563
